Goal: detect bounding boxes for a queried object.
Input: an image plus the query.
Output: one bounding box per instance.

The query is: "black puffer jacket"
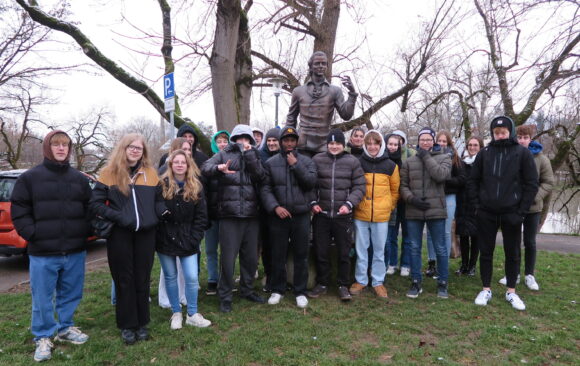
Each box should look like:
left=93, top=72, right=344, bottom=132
left=456, top=157, right=477, bottom=236
left=261, top=151, right=317, bottom=214
left=201, top=143, right=265, bottom=218
left=467, top=137, right=538, bottom=215
left=311, top=151, right=366, bottom=218
left=444, top=157, right=467, bottom=195
left=10, top=159, right=92, bottom=256
left=90, top=166, right=166, bottom=231
left=156, top=180, right=208, bottom=256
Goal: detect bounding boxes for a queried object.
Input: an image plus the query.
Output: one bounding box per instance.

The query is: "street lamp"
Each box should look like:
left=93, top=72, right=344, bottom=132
left=268, top=77, right=285, bottom=127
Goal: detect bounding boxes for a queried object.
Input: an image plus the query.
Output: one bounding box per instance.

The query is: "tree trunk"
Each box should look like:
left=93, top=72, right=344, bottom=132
left=313, top=0, right=340, bottom=80
left=234, top=7, right=252, bottom=125
left=210, top=0, right=242, bottom=132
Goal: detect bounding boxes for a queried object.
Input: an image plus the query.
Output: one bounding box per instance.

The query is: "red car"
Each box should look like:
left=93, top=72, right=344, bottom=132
left=0, top=169, right=97, bottom=257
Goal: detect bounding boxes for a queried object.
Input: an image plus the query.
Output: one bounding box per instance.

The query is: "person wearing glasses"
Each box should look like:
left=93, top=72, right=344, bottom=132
left=90, top=133, right=165, bottom=345
left=400, top=127, right=452, bottom=299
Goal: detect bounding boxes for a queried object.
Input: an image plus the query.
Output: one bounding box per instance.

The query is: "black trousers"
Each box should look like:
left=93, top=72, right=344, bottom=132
left=459, top=235, right=479, bottom=269
left=107, top=226, right=156, bottom=329
left=312, top=215, right=353, bottom=287
left=523, top=212, right=540, bottom=275
left=259, top=212, right=273, bottom=288
left=269, top=213, right=310, bottom=296
left=477, top=211, right=522, bottom=288
left=218, top=218, right=259, bottom=302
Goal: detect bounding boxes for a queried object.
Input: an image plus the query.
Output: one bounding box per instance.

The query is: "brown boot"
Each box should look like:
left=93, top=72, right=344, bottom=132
left=373, top=284, right=388, bottom=299
left=349, top=282, right=366, bottom=295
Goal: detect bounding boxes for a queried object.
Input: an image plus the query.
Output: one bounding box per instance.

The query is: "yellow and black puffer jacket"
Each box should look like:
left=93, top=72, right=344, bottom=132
left=354, top=132, right=400, bottom=223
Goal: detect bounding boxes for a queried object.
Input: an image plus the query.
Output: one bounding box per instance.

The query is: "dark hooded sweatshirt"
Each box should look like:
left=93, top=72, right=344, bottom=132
left=467, top=117, right=538, bottom=215
left=10, top=130, right=92, bottom=256
left=159, top=124, right=209, bottom=168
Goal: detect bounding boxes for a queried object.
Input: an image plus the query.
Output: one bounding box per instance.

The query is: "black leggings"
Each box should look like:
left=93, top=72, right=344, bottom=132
left=459, top=235, right=478, bottom=269
left=523, top=213, right=540, bottom=275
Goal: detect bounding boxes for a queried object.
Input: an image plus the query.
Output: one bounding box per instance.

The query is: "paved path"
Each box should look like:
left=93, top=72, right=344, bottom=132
left=0, top=235, right=578, bottom=294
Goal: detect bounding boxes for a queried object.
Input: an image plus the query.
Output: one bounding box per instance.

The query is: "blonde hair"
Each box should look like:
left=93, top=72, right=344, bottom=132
left=100, top=133, right=152, bottom=195
left=170, top=137, right=192, bottom=153
left=160, top=150, right=202, bottom=202
left=50, top=133, right=71, bottom=145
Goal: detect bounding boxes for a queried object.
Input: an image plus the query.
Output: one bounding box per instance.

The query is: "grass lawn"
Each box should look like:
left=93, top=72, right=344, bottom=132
left=0, top=246, right=578, bottom=365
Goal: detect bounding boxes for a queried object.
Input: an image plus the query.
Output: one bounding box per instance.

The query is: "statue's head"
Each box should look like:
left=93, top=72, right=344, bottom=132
left=308, top=51, right=328, bottom=78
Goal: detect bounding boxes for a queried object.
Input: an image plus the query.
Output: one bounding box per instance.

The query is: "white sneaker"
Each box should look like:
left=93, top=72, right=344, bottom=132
left=505, top=292, right=526, bottom=311
left=525, top=275, right=539, bottom=291
left=34, top=338, right=53, bottom=362
left=296, top=295, right=308, bottom=309
left=170, top=312, right=183, bottom=330
left=498, top=274, right=520, bottom=286
left=254, top=270, right=259, bottom=279
left=268, top=293, right=283, bottom=305
left=186, top=313, right=211, bottom=328
left=386, top=266, right=397, bottom=275
left=474, top=290, right=492, bottom=306
left=400, top=267, right=410, bottom=277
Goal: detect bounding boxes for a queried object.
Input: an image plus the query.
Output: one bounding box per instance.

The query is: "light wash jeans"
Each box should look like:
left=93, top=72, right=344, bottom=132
left=29, top=251, right=86, bottom=341
left=408, top=219, right=448, bottom=283
left=204, top=220, right=220, bottom=284
left=385, top=204, right=411, bottom=269
left=427, top=194, right=456, bottom=260
left=354, top=219, right=388, bottom=287
left=157, top=253, right=200, bottom=316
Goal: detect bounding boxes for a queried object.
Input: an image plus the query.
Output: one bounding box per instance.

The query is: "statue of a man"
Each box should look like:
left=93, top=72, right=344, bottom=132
left=286, top=51, right=358, bottom=155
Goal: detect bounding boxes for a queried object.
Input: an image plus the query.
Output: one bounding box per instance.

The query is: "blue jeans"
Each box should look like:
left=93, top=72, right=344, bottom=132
left=427, top=194, right=456, bottom=260
left=29, top=251, right=86, bottom=341
left=354, top=219, right=388, bottom=287
left=204, top=220, right=220, bottom=284
left=408, top=219, right=448, bottom=283
left=385, top=204, right=411, bottom=268
left=157, top=253, right=200, bottom=316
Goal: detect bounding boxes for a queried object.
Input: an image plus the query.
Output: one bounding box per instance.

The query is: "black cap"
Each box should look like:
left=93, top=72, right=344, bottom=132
left=327, top=128, right=345, bottom=146
left=279, top=126, right=299, bottom=141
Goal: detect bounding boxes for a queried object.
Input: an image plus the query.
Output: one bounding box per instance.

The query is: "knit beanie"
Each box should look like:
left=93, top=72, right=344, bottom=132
left=327, top=128, right=345, bottom=146
left=417, top=127, right=436, bottom=142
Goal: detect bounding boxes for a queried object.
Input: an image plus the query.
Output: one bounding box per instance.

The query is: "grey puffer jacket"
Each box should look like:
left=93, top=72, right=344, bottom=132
left=260, top=151, right=317, bottom=215
left=400, top=145, right=452, bottom=220
left=311, top=151, right=366, bottom=218
left=201, top=143, right=265, bottom=218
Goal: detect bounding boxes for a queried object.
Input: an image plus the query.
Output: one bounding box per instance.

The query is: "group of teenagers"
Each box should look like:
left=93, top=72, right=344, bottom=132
left=10, top=114, right=553, bottom=362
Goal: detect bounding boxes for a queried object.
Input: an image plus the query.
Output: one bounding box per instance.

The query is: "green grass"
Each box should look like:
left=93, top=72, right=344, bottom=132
left=0, top=247, right=578, bottom=365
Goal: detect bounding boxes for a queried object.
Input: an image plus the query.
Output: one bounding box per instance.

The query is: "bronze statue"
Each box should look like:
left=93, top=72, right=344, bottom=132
left=286, top=51, right=358, bottom=155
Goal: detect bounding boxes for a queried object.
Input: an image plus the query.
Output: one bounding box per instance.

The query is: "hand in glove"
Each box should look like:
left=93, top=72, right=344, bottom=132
left=417, top=148, right=429, bottom=159
left=410, top=196, right=430, bottom=211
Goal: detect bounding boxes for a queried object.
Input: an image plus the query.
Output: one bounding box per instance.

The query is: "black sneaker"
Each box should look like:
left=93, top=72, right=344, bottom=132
left=307, top=284, right=328, bottom=299
left=425, top=260, right=437, bottom=278
left=121, top=329, right=136, bottom=345
left=219, top=301, right=232, bottom=313
left=135, top=327, right=149, bottom=341
left=241, top=292, right=266, bottom=304
left=337, top=286, right=352, bottom=301
left=406, top=280, right=423, bottom=298
left=467, top=266, right=476, bottom=276
left=437, top=281, right=449, bottom=299
left=206, top=282, right=218, bottom=296
left=455, top=265, right=467, bottom=275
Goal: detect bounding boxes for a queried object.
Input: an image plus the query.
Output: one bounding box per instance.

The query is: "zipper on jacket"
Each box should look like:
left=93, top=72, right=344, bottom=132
left=370, top=173, right=375, bottom=222
left=331, top=156, right=336, bottom=218
left=131, top=185, right=140, bottom=231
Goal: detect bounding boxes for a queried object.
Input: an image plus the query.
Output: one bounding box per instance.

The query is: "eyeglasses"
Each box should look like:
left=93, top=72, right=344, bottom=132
left=127, top=145, right=143, bottom=152
left=419, top=139, right=434, bottom=143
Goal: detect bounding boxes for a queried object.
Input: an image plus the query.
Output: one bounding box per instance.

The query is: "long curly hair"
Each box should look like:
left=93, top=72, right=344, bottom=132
left=160, top=149, right=202, bottom=202
left=100, top=133, right=151, bottom=195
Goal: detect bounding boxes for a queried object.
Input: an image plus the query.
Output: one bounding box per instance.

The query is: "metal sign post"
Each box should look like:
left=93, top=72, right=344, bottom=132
left=163, top=72, right=176, bottom=137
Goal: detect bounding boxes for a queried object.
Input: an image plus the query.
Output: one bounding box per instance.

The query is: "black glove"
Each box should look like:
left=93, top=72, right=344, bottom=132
left=417, top=148, right=429, bottom=159
left=410, top=196, right=430, bottom=211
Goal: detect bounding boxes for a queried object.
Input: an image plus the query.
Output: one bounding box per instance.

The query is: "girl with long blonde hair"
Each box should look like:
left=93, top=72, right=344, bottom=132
left=156, top=150, right=210, bottom=329
left=90, top=133, right=164, bottom=345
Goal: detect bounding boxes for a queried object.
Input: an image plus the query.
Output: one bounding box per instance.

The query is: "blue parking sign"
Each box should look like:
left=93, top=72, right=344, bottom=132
left=163, top=73, right=175, bottom=99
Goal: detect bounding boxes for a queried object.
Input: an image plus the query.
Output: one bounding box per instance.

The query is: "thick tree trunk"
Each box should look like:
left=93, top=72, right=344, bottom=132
left=313, top=0, right=340, bottom=80
left=210, top=0, right=242, bottom=132
left=234, top=7, right=252, bottom=125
